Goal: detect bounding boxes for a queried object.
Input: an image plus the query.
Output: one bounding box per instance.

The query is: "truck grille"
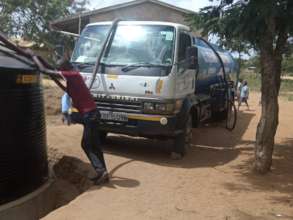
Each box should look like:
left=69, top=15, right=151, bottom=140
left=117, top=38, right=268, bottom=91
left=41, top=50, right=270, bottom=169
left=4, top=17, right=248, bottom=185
left=95, top=98, right=143, bottom=114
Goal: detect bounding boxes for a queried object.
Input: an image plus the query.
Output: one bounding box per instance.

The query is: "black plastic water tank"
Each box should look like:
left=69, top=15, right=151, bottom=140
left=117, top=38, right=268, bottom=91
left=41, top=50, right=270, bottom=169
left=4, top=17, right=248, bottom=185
left=0, top=49, right=48, bottom=205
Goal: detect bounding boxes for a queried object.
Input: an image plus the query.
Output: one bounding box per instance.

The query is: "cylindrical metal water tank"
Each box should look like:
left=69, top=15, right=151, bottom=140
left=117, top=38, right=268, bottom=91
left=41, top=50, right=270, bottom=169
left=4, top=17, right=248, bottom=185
left=0, top=50, right=48, bottom=205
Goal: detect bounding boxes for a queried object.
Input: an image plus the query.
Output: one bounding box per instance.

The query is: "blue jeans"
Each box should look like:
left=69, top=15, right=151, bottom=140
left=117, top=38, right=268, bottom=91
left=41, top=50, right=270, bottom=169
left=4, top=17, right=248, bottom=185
left=73, top=111, right=107, bottom=172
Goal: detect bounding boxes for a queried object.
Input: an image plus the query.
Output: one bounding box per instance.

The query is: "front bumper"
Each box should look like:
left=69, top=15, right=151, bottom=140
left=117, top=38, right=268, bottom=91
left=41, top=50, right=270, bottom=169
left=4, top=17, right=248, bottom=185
left=98, top=113, right=183, bottom=138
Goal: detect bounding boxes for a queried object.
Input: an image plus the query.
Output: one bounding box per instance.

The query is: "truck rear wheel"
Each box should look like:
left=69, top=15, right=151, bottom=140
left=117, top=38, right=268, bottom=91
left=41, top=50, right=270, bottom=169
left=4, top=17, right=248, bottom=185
left=171, top=114, right=193, bottom=160
left=226, top=100, right=237, bottom=131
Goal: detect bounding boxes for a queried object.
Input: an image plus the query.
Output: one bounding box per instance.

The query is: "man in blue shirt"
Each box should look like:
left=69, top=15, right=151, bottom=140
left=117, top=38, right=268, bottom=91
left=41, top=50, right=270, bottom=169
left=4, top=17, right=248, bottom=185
left=238, top=80, right=250, bottom=110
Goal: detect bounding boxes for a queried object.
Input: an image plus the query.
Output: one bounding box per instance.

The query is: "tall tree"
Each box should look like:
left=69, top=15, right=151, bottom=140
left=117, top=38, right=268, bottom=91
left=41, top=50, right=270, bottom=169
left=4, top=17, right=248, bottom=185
left=70, top=0, right=89, bottom=13
left=0, top=0, right=88, bottom=47
left=189, top=0, right=293, bottom=173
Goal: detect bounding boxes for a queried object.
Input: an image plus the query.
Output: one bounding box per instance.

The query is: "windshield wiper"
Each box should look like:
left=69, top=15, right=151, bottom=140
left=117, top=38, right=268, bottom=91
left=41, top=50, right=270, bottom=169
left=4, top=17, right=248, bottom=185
left=121, top=62, right=165, bottom=72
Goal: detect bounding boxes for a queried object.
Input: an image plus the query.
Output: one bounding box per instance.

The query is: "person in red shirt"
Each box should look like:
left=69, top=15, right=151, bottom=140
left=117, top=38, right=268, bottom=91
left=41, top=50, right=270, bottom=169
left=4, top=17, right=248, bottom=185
left=61, top=70, right=109, bottom=185
left=0, top=36, right=109, bottom=184
left=18, top=48, right=109, bottom=184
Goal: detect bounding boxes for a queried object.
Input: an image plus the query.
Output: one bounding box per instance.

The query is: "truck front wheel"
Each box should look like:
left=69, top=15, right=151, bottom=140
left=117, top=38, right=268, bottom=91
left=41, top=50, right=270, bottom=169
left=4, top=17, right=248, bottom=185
left=171, top=114, right=193, bottom=160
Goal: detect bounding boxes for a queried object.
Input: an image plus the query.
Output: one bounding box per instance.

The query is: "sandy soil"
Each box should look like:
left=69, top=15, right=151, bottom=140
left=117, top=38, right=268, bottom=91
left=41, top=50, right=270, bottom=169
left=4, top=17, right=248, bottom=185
left=282, top=76, right=293, bottom=80
left=43, top=79, right=63, bottom=115
left=43, top=92, right=293, bottom=220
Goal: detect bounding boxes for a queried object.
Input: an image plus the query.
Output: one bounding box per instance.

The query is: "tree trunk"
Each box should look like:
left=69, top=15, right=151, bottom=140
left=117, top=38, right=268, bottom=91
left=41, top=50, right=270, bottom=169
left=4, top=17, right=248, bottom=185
left=254, top=46, right=282, bottom=174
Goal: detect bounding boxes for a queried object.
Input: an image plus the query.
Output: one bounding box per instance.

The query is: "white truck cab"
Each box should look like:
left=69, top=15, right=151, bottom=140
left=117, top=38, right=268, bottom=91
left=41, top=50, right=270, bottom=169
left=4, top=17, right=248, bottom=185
left=70, top=21, right=237, bottom=157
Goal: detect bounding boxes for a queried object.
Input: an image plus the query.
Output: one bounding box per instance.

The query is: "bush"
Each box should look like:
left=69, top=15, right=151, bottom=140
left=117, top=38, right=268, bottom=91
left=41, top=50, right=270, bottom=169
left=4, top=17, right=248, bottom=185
left=239, top=72, right=293, bottom=93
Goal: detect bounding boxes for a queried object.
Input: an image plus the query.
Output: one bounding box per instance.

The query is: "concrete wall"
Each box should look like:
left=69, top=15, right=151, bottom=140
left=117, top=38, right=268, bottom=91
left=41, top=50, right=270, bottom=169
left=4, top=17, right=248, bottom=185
left=90, top=2, right=189, bottom=26
left=0, top=179, right=55, bottom=220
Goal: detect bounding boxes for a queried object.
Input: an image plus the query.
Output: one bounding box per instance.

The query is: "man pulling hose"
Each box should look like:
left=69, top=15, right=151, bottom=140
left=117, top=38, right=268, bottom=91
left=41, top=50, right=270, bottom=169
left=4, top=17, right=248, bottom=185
left=37, top=60, right=109, bottom=185
left=60, top=70, right=109, bottom=185
left=0, top=32, right=109, bottom=185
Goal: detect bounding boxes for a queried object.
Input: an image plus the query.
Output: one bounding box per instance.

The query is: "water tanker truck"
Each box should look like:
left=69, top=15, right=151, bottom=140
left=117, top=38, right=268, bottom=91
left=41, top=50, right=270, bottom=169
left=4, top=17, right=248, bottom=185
left=70, top=21, right=238, bottom=158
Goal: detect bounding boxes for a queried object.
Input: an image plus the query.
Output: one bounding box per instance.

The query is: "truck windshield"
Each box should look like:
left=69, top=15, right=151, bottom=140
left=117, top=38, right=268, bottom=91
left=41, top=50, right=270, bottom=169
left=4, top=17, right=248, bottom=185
left=102, top=25, right=175, bottom=66
left=71, top=25, right=110, bottom=64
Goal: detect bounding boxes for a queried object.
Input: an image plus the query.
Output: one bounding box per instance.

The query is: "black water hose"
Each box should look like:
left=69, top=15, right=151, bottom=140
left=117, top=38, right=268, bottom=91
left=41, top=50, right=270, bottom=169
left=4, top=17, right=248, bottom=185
left=0, top=32, right=32, bottom=59
left=89, top=19, right=121, bottom=89
left=0, top=32, right=66, bottom=91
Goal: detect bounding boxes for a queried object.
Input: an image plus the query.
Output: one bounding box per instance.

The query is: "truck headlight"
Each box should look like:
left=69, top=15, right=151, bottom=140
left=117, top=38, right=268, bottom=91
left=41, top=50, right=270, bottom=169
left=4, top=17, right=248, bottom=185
left=155, top=103, right=167, bottom=112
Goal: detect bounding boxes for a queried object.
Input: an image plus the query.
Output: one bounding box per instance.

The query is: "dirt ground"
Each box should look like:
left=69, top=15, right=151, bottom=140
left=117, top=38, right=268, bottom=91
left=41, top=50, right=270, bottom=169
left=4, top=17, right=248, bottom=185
left=42, top=86, right=293, bottom=220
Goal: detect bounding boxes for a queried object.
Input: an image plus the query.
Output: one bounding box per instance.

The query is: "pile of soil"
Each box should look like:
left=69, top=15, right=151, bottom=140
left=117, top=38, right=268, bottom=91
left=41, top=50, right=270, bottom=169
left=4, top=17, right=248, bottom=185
left=47, top=148, right=94, bottom=209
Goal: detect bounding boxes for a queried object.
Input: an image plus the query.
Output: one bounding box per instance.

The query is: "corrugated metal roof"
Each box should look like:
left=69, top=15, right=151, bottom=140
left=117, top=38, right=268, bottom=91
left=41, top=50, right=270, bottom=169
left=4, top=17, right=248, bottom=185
left=51, top=0, right=195, bottom=27
left=87, top=20, right=190, bottom=31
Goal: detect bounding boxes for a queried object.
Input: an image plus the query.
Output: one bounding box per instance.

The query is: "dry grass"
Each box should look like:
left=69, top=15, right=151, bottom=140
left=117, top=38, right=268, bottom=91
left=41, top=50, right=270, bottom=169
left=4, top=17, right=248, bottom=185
left=240, top=72, right=293, bottom=101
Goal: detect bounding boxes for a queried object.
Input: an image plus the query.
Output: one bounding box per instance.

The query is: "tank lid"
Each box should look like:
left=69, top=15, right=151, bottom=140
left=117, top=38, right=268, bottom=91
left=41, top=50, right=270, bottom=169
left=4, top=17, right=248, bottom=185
left=0, top=45, right=36, bottom=71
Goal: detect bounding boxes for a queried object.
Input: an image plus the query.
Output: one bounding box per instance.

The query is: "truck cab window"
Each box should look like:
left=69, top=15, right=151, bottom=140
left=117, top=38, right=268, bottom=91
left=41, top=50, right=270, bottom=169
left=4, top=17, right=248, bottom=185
left=71, top=25, right=110, bottom=64
left=103, top=25, right=175, bottom=66
left=178, top=33, right=191, bottom=62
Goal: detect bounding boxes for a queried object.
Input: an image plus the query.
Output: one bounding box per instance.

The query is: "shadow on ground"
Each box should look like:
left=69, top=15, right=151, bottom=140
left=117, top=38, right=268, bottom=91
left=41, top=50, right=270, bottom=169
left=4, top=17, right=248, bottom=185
left=223, top=138, right=293, bottom=209
left=51, top=154, right=140, bottom=209
left=103, top=112, right=255, bottom=169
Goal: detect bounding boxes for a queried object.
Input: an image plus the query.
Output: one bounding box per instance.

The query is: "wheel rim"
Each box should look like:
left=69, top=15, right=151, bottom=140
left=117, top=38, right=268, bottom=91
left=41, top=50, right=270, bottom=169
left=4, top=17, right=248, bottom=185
left=226, top=102, right=237, bottom=130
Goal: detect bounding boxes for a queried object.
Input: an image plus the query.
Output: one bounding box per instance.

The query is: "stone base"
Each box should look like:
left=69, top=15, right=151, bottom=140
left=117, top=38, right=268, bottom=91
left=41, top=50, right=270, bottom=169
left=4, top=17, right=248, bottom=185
left=0, top=178, right=55, bottom=220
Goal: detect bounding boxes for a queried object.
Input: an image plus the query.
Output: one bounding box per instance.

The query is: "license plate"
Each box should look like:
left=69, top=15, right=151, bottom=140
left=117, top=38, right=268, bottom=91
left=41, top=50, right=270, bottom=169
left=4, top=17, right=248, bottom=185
left=100, top=111, right=128, bottom=122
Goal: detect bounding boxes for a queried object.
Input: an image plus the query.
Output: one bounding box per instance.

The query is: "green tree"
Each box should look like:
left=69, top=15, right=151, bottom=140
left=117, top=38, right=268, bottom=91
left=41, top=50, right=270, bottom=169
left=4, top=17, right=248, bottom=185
left=220, top=38, right=251, bottom=74
left=282, top=55, right=293, bottom=75
left=0, top=0, right=88, bottom=48
left=189, top=0, right=293, bottom=173
left=282, top=43, right=293, bottom=75
left=243, top=55, right=261, bottom=73
left=70, top=0, right=89, bottom=13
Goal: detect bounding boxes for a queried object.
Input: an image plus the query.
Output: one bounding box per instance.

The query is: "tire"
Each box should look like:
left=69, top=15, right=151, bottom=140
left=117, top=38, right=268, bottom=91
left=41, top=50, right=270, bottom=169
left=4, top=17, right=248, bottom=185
left=99, top=131, right=108, bottom=144
left=172, top=114, right=193, bottom=158
left=226, top=101, right=237, bottom=131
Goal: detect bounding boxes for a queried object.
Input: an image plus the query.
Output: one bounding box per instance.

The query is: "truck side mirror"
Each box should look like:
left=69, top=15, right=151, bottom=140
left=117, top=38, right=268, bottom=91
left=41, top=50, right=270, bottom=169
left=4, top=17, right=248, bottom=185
left=186, top=46, right=198, bottom=70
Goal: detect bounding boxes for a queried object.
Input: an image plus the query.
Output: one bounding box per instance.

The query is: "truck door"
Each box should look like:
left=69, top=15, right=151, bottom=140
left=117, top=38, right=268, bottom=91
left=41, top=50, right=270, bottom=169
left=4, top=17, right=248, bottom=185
left=175, top=32, right=195, bottom=97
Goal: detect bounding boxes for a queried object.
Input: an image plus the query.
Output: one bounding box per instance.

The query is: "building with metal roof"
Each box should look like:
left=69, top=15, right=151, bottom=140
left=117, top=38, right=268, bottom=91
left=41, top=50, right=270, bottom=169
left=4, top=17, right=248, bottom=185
left=51, top=0, right=196, bottom=34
